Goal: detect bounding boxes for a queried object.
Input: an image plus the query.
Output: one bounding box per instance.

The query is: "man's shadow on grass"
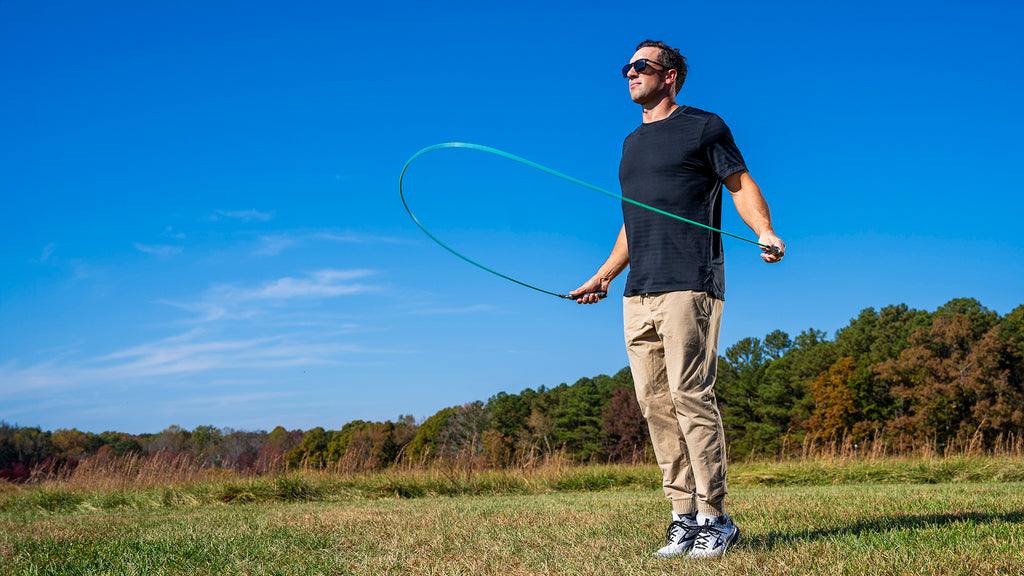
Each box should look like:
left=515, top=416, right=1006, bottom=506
left=744, top=510, right=1024, bottom=551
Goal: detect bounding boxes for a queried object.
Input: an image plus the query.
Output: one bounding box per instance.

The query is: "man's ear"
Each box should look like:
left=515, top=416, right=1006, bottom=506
left=664, top=68, right=678, bottom=89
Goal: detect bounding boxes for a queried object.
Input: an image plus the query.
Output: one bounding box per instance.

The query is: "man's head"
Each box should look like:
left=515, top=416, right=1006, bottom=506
left=626, top=40, right=687, bottom=101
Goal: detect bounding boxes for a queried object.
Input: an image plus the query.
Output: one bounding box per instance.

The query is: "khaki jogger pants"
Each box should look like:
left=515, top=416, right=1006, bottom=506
left=623, top=290, right=728, bottom=517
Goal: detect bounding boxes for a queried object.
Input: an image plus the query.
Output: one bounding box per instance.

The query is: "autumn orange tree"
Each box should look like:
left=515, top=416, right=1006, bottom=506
left=807, top=356, right=859, bottom=439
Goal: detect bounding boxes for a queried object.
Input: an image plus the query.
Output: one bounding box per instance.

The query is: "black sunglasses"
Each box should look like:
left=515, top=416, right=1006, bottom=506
left=621, top=58, right=669, bottom=78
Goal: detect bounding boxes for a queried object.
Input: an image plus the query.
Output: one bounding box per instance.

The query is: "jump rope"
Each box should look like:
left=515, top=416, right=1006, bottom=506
left=399, top=142, right=780, bottom=301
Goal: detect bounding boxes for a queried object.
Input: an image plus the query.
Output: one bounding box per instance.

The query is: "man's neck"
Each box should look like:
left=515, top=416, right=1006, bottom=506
left=641, top=94, right=679, bottom=124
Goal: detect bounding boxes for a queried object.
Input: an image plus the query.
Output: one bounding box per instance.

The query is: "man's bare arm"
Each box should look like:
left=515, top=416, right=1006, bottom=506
left=725, top=171, right=785, bottom=263
left=570, top=224, right=629, bottom=304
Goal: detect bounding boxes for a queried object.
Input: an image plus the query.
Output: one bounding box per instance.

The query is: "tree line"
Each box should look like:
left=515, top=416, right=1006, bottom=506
left=2, top=298, right=1022, bottom=481
left=717, top=297, right=1024, bottom=458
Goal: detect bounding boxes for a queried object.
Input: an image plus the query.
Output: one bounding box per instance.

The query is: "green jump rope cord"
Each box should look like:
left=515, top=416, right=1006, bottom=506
left=399, top=142, right=775, bottom=300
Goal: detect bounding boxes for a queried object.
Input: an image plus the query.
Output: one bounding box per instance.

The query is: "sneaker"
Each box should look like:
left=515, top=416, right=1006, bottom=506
left=653, top=514, right=700, bottom=558
left=688, top=513, right=739, bottom=558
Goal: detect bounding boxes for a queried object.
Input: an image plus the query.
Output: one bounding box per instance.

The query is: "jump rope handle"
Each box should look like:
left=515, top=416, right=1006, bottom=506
left=561, top=291, right=608, bottom=301
left=764, top=245, right=782, bottom=257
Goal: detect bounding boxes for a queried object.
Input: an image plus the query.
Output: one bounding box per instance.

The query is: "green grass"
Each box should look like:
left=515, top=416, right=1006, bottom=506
left=3, top=457, right=1024, bottom=575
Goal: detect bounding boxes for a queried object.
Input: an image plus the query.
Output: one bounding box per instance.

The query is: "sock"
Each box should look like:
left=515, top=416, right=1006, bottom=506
left=696, top=512, right=718, bottom=526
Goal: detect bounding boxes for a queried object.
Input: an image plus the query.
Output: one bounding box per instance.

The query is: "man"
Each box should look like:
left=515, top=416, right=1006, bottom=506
left=571, top=40, right=785, bottom=558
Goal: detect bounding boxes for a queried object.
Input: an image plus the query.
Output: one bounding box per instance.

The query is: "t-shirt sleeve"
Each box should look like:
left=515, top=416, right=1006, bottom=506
left=701, top=114, right=747, bottom=180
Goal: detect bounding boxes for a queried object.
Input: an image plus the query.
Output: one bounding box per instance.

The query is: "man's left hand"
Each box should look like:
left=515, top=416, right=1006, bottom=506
left=760, top=233, right=785, bottom=263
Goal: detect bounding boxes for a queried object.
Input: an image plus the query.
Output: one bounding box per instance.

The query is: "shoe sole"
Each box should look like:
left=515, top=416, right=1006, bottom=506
left=653, top=544, right=695, bottom=558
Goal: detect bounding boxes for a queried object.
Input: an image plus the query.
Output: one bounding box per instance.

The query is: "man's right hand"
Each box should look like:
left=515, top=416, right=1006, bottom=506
left=570, top=276, right=611, bottom=304
left=571, top=224, right=628, bottom=304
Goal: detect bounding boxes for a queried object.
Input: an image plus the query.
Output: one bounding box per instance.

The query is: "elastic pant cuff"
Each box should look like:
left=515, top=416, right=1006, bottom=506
left=671, top=498, right=697, bottom=516
left=697, top=501, right=724, bottom=518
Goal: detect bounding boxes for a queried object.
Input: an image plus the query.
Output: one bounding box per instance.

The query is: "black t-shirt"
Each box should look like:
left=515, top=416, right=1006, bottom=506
left=619, top=106, right=747, bottom=299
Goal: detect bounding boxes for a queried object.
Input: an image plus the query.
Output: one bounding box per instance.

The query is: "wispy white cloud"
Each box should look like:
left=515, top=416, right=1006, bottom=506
left=39, top=243, right=55, bottom=262
left=313, top=232, right=409, bottom=244
left=247, top=270, right=375, bottom=300
left=134, top=242, right=184, bottom=258
left=0, top=268, right=393, bottom=404
left=95, top=331, right=284, bottom=376
left=213, top=209, right=273, bottom=222
left=252, top=231, right=409, bottom=257
left=158, top=269, right=379, bottom=324
left=0, top=360, right=73, bottom=392
left=158, top=300, right=233, bottom=323
left=163, top=226, right=186, bottom=239
left=158, top=391, right=293, bottom=410
left=253, top=234, right=297, bottom=256
left=410, top=304, right=497, bottom=315
left=70, top=260, right=108, bottom=280
left=0, top=327, right=405, bottom=397
left=213, top=269, right=376, bottom=302
left=90, top=328, right=375, bottom=378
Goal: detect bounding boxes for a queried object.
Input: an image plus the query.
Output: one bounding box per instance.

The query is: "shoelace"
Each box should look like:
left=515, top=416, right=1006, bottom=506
left=693, top=523, right=724, bottom=549
left=665, top=520, right=700, bottom=544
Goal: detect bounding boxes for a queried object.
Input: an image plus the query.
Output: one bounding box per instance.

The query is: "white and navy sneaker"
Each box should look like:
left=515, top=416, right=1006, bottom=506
left=653, top=513, right=700, bottom=558
left=688, top=512, right=739, bottom=558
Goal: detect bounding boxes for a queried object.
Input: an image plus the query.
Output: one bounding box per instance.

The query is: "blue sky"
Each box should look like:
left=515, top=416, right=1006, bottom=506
left=2, top=0, right=1022, bottom=434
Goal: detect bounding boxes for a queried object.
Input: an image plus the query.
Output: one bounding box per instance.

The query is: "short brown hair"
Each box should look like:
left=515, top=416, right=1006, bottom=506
left=636, top=39, right=687, bottom=94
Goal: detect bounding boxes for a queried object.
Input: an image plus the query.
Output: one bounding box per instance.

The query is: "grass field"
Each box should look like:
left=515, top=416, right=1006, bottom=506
left=2, top=457, right=1023, bottom=575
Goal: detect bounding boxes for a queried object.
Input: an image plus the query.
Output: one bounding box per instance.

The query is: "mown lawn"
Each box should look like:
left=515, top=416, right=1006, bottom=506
left=2, top=460, right=1023, bottom=575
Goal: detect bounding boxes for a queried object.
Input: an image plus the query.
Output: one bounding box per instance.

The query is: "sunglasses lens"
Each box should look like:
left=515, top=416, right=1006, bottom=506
left=622, top=59, right=647, bottom=78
